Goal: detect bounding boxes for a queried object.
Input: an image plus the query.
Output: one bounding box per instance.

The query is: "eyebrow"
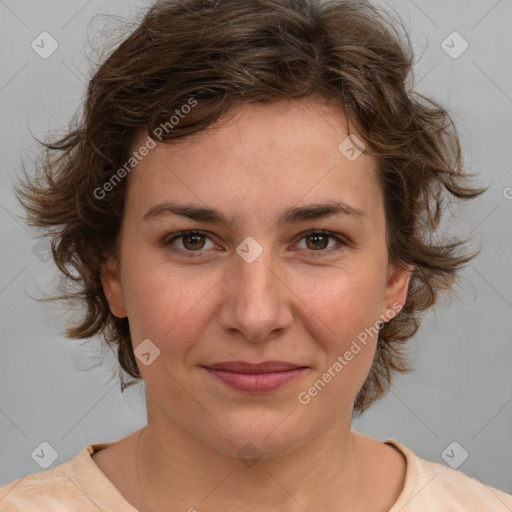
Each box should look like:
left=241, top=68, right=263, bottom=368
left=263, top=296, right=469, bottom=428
left=142, top=200, right=367, bottom=228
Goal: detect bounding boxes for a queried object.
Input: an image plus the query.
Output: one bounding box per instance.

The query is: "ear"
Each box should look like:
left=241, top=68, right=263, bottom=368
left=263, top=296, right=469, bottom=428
left=380, top=262, right=413, bottom=322
left=100, top=253, right=127, bottom=318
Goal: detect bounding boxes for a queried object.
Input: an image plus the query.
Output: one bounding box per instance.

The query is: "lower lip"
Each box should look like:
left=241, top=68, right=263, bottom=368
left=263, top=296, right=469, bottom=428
left=203, top=367, right=307, bottom=392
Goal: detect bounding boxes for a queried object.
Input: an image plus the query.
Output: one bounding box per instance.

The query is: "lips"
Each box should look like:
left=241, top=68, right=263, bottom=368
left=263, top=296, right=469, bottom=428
left=205, top=360, right=305, bottom=373
left=202, top=361, right=308, bottom=392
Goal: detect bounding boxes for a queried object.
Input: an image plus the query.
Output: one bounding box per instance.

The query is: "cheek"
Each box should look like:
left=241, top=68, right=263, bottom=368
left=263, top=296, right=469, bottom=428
left=122, top=271, right=216, bottom=397
left=120, top=259, right=222, bottom=356
left=292, top=273, right=383, bottom=411
left=292, top=264, right=386, bottom=346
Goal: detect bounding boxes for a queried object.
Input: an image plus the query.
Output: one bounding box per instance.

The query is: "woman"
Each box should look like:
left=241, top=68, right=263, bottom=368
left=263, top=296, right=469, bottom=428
left=1, top=0, right=511, bottom=510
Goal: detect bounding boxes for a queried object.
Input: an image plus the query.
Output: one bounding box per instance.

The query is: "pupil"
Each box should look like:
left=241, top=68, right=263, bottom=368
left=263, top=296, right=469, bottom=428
left=184, top=234, right=204, bottom=250
left=307, top=234, right=327, bottom=250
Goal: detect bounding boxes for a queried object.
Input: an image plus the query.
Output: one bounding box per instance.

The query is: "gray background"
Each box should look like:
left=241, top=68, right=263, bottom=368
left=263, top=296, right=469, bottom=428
left=1, top=0, right=511, bottom=498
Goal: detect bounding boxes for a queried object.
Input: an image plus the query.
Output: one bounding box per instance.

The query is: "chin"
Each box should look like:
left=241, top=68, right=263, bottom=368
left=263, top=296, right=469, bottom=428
left=197, top=409, right=317, bottom=461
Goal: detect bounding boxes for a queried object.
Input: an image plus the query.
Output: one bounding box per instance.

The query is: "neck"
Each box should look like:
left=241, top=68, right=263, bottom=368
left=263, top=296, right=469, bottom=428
left=134, top=409, right=365, bottom=512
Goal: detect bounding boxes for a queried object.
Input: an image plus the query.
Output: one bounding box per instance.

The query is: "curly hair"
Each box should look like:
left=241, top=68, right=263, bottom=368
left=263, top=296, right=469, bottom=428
left=14, top=0, right=485, bottom=415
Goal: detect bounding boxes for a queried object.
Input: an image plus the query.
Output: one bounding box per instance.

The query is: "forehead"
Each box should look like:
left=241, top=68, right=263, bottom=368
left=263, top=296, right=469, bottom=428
left=124, top=99, right=383, bottom=227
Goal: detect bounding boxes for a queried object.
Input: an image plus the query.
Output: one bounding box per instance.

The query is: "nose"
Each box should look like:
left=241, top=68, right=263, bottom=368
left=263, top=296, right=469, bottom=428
left=218, top=246, right=294, bottom=344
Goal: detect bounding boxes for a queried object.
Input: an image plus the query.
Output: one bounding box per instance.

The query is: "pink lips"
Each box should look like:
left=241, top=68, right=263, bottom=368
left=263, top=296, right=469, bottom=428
left=202, top=361, right=308, bottom=392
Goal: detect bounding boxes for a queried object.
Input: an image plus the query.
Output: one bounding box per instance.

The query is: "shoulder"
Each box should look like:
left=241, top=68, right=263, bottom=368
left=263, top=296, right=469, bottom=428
left=386, top=439, right=512, bottom=511
left=0, top=461, right=83, bottom=511
left=0, top=442, right=115, bottom=511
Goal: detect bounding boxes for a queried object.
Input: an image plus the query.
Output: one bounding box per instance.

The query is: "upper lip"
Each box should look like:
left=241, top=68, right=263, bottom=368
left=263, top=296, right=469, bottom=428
left=203, top=361, right=307, bottom=373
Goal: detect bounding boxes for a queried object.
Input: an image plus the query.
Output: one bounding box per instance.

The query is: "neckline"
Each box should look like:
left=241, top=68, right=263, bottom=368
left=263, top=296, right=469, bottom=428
left=383, top=439, right=418, bottom=511
left=73, top=437, right=417, bottom=511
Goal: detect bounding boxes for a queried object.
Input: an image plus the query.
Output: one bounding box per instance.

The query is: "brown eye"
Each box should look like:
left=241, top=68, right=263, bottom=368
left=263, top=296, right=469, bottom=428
left=164, top=230, right=216, bottom=258
left=295, top=230, right=347, bottom=257
left=305, top=233, right=329, bottom=250
left=182, top=233, right=206, bottom=250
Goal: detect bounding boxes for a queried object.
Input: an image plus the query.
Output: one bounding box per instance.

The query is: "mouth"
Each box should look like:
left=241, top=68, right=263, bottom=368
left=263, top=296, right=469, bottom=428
left=201, top=361, right=309, bottom=393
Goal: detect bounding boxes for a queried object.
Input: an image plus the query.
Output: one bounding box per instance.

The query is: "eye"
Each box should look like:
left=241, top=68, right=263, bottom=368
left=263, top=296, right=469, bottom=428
left=164, top=230, right=217, bottom=257
left=294, top=229, right=347, bottom=256
left=163, top=229, right=348, bottom=259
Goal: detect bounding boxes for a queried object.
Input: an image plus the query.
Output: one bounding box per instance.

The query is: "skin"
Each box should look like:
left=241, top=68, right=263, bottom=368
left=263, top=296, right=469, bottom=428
left=98, top=98, right=411, bottom=512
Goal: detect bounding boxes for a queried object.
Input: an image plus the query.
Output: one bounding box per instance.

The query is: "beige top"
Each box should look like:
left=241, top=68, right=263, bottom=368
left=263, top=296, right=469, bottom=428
left=1, top=438, right=511, bottom=511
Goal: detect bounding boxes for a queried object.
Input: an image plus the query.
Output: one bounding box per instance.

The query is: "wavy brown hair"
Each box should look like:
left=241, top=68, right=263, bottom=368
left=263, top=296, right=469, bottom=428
left=15, top=0, right=485, bottom=415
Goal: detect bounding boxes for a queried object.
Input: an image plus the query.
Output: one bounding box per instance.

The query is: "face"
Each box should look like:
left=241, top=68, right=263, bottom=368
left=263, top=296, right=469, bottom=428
left=102, top=98, right=410, bottom=458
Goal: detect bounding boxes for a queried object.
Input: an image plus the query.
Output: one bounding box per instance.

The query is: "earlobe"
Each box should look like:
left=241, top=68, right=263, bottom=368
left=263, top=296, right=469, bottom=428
left=100, top=254, right=127, bottom=319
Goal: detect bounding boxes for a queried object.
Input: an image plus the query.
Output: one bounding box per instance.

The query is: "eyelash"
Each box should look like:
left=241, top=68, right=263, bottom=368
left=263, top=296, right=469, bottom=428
left=163, top=229, right=348, bottom=259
